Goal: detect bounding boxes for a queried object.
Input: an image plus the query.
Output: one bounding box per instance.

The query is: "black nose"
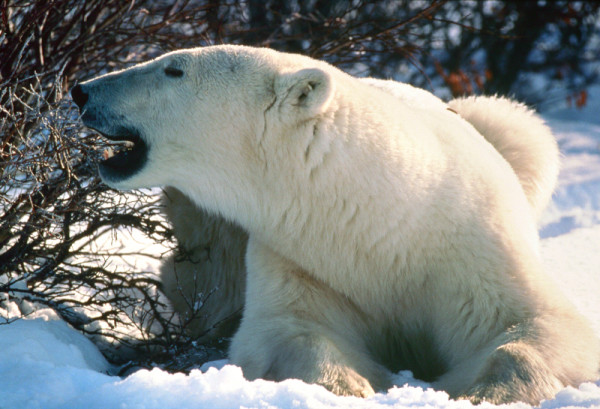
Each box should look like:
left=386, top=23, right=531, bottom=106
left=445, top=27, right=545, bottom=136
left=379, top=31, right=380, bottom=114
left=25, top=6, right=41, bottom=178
left=71, top=84, right=88, bottom=108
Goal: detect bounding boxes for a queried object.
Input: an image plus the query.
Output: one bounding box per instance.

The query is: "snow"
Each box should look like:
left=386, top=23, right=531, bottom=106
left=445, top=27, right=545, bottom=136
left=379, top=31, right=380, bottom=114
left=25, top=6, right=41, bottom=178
left=1, top=99, right=600, bottom=409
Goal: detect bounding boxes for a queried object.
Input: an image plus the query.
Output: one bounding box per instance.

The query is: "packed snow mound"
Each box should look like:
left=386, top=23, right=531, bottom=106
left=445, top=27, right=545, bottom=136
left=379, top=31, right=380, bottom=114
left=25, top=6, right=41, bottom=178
left=0, top=310, right=112, bottom=409
left=0, top=311, right=110, bottom=372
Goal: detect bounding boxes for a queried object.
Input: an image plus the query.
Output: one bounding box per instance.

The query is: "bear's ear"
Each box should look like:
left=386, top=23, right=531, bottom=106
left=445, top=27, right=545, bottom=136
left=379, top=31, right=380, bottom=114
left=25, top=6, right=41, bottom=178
left=275, top=68, right=334, bottom=121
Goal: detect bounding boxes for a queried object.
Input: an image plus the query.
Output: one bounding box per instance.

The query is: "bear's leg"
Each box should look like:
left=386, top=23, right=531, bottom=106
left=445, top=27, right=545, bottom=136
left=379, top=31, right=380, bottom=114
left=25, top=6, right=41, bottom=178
left=159, top=187, right=248, bottom=341
left=459, top=341, right=562, bottom=405
left=229, top=238, right=391, bottom=397
left=437, top=311, right=599, bottom=405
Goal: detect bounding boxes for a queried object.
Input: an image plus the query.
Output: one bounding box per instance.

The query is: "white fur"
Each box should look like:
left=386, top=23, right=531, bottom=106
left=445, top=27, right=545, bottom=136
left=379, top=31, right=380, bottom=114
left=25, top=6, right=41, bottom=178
left=77, top=45, right=599, bottom=405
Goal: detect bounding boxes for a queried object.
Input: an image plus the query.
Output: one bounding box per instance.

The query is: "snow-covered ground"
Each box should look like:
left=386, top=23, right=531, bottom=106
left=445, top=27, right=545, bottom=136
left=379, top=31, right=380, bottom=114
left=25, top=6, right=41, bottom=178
left=1, top=94, right=600, bottom=409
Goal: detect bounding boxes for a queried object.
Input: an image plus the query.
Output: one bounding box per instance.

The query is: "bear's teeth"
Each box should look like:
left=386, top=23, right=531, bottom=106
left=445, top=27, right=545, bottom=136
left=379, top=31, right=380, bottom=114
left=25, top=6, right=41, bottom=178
left=103, top=148, right=114, bottom=160
left=112, top=140, right=135, bottom=148
left=102, top=141, right=135, bottom=160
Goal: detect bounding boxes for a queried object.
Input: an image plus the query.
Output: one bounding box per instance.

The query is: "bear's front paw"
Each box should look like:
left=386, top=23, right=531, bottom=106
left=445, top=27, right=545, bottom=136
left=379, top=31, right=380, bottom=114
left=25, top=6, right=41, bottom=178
left=320, top=365, right=375, bottom=398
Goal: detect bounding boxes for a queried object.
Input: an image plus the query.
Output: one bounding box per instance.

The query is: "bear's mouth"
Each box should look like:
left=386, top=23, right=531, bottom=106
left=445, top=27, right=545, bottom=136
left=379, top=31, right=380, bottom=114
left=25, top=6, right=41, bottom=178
left=95, top=126, right=149, bottom=182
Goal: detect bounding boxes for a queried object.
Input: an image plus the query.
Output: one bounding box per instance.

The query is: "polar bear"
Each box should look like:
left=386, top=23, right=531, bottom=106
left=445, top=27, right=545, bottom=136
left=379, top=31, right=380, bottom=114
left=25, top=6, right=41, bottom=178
left=72, top=45, right=600, bottom=405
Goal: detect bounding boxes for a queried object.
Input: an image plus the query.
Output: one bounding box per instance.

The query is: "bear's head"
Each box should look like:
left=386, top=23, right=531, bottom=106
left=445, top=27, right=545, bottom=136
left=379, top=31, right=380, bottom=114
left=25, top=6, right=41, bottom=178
left=72, top=45, right=335, bottom=219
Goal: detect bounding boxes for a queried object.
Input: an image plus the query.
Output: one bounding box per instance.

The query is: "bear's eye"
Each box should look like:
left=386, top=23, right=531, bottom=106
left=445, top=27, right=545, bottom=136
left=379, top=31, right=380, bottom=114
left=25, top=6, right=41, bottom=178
left=164, top=67, right=184, bottom=78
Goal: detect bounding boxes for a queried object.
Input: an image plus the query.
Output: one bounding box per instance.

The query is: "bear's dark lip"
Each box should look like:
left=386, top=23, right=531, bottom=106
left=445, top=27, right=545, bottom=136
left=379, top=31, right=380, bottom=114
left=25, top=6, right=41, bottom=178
left=91, top=125, right=150, bottom=182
